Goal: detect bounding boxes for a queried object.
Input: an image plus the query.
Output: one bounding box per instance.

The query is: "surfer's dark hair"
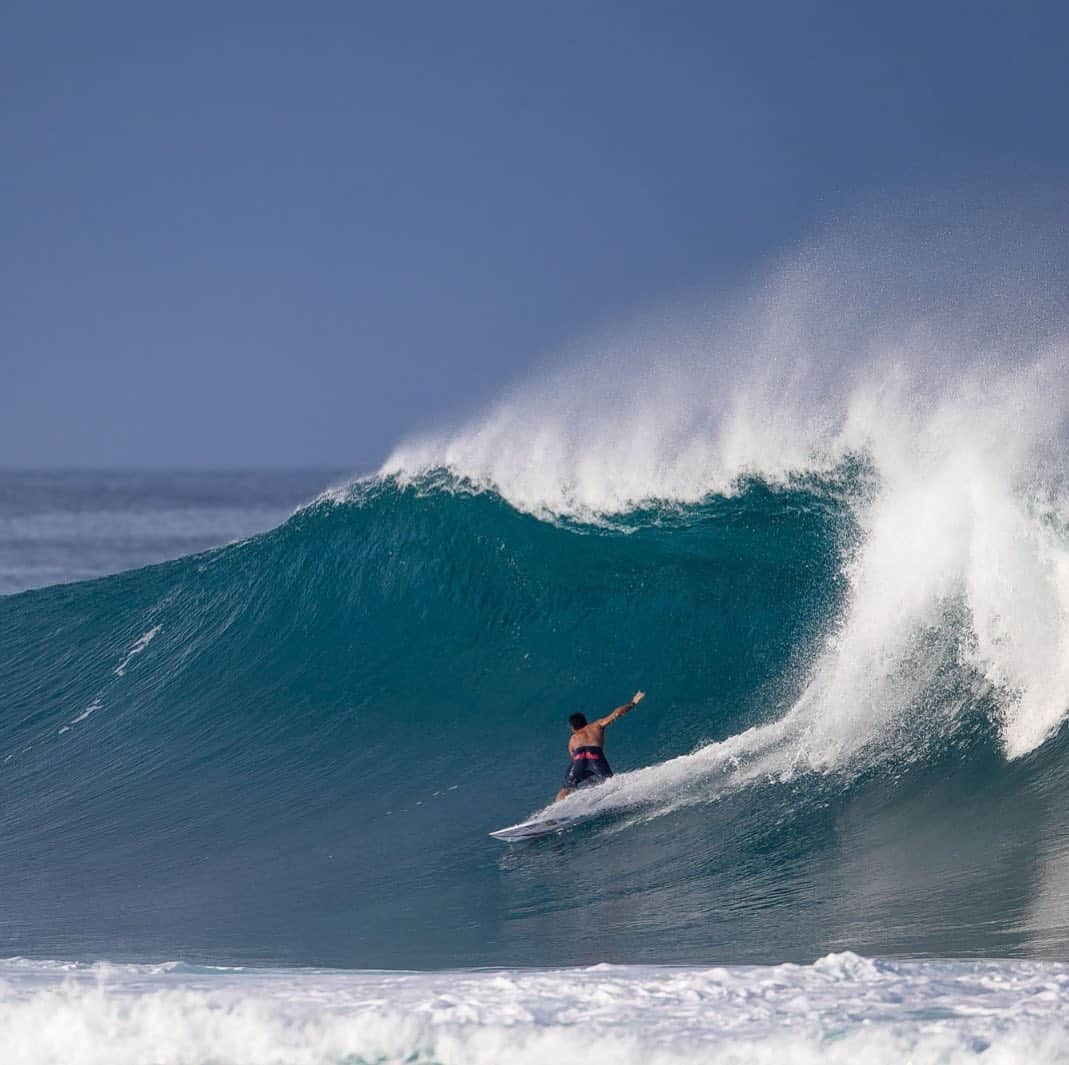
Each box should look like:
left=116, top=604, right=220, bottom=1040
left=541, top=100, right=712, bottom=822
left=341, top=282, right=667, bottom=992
left=569, top=712, right=588, bottom=730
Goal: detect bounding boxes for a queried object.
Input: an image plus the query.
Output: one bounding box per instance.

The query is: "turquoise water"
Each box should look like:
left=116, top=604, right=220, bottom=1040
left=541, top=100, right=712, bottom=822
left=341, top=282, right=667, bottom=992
left=4, top=469, right=1069, bottom=969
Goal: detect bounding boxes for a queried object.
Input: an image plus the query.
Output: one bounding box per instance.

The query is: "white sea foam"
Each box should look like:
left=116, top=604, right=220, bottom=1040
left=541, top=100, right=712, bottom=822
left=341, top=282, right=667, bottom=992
left=384, top=216, right=1069, bottom=764
left=114, top=626, right=162, bottom=677
left=57, top=699, right=104, bottom=735
left=71, top=699, right=103, bottom=725
left=0, top=953, right=1066, bottom=1065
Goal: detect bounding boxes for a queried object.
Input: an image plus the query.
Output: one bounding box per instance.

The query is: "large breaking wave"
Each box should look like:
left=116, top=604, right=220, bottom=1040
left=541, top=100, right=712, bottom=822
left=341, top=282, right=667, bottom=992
left=2, top=209, right=1069, bottom=968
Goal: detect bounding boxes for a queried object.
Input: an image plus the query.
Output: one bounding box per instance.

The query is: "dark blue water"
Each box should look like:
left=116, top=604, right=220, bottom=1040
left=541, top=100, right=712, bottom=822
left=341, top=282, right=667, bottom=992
left=2, top=471, right=1069, bottom=969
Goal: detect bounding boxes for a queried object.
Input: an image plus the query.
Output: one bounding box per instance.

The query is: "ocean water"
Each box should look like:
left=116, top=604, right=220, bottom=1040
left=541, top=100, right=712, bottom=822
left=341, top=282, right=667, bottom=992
left=0, top=470, right=344, bottom=596
left=4, top=225, right=1069, bottom=1061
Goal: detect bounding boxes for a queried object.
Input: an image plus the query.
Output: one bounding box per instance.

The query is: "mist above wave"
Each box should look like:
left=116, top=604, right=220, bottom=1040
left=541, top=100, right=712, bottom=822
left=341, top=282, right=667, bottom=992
left=383, top=206, right=1068, bottom=518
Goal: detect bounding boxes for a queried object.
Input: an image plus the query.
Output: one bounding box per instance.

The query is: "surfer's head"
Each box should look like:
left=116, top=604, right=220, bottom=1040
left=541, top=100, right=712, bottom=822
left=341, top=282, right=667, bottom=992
left=569, top=712, right=588, bottom=731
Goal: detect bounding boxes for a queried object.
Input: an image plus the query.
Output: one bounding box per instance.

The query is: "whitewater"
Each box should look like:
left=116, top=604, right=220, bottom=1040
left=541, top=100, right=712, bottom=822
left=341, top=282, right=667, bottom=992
left=3, top=212, right=1069, bottom=1061
left=3, top=953, right=1069, bottom=1065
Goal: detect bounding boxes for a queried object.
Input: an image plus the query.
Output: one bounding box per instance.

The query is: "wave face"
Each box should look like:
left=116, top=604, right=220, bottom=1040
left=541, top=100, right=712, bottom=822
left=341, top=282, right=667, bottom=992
left=4, top=210, right=1069, bottom=969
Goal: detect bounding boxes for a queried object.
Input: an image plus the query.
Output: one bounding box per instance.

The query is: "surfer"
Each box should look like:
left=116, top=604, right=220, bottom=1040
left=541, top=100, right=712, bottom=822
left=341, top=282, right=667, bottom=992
left=555, top=691, right=645, bottom=801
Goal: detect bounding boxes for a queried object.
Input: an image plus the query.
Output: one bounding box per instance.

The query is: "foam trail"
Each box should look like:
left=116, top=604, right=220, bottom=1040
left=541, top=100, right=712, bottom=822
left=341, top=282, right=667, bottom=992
left=114, top=626, right=161, bottom=677
left=71, top=699, right=103, bottom=725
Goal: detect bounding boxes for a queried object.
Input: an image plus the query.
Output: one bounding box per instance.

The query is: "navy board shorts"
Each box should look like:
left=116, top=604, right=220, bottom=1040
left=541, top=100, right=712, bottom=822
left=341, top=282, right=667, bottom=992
left=563, top=745, right=614, bottom=789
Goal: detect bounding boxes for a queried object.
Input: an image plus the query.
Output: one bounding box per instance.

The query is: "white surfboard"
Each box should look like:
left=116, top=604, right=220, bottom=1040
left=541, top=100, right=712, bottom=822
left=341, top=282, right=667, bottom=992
left=489, top=813, right=587, bottom=841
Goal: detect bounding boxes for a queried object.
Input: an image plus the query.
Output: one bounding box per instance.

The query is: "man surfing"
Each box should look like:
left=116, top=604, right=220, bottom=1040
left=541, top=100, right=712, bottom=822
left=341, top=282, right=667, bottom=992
left=555, top=691, right=645, bottom=801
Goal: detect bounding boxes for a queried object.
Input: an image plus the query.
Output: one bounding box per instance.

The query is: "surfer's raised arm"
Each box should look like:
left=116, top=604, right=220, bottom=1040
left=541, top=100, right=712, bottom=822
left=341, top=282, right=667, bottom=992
left=549, top=692, right=645, bottom=805
left=597, top=690, right=645, bottom=728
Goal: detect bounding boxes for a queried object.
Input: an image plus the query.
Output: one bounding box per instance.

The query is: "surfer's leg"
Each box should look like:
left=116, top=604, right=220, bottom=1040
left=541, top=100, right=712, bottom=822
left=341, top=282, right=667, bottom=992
left=591, top=754, right=614, bottom=782
left=556, top=758, right=590, bottom=801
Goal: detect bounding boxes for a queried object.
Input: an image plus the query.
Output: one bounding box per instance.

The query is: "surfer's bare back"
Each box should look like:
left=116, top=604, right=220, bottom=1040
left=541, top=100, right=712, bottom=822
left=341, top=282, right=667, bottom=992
left=555, top=691, right=645, bottom=801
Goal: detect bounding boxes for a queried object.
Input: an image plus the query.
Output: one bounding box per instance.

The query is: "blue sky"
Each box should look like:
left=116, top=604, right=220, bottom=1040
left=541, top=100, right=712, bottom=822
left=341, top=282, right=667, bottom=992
left=3, top=1, right=1068, bottom=468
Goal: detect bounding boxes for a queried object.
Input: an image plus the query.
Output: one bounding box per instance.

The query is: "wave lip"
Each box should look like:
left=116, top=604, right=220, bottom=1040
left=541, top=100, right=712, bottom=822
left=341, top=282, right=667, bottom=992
left=2, top=953, right=1068, bottom=1065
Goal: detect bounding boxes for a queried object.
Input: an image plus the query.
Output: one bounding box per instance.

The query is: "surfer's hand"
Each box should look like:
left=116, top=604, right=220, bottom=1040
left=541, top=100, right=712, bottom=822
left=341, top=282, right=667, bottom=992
left=631, top=691, right=645, bottom=706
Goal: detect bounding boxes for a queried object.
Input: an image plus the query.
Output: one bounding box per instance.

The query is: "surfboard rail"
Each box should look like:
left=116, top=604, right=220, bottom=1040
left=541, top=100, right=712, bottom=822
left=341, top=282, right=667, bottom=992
left=489, top=813, right=586, bottom=841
